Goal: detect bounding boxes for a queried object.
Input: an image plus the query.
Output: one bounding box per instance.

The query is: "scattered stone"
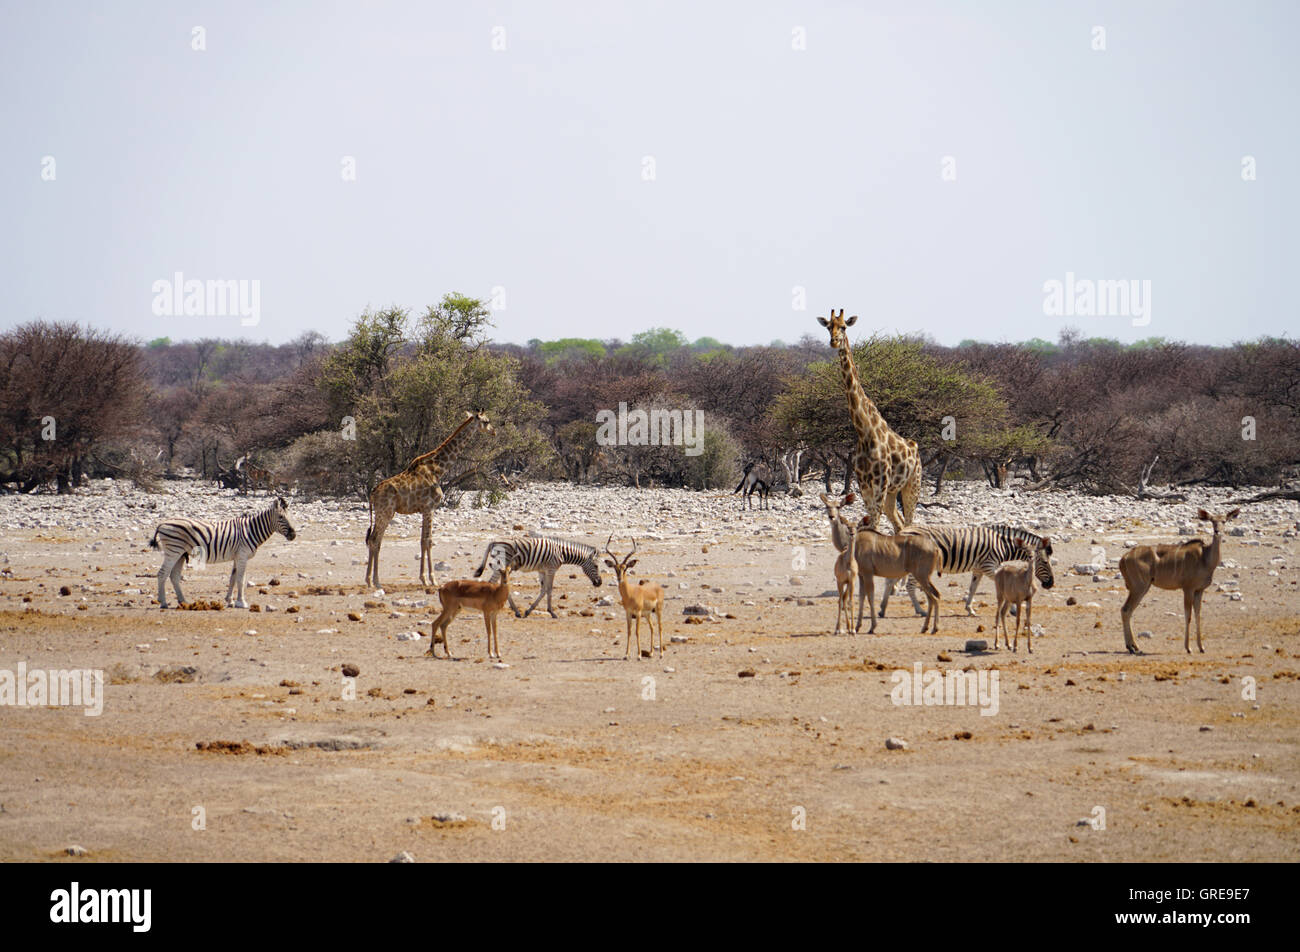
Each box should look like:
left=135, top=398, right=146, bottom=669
left=341, top=663, right=360, bottom=678
left=65, top=844, right=89, bottom=857
left=389, top=851, right=416, bottom=863
left=885, top=737, right=909, bottom=751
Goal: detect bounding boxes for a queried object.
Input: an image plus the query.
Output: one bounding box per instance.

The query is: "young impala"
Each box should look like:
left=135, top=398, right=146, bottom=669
left=427, top=568, right=512, bottom=660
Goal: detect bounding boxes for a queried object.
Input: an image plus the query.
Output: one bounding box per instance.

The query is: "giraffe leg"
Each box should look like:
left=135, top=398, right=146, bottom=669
left=366, top=508, right=393, bottom=590
left=899, top=468, right=921, bottom=526
left=419, top=511, right=433, bottom=586
left=882, top=489, right=904, bottom=535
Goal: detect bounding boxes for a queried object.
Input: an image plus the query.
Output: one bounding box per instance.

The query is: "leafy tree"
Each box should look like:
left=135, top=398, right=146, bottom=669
left=288, top=298, right=551, bottom=497
left=615, top=327, right=689, bottom=368
left=535, top=338, right=606, bottom=364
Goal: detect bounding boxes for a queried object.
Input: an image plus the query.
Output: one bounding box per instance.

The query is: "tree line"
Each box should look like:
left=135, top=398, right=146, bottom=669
left=1, top=298, right=1296, bottom=497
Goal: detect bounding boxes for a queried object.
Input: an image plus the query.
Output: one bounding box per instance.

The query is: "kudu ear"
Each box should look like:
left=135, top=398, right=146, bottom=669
left=1225, top=508, right=1240, bottom=520
left=844, top=492, right=856, bottom=505
left=1197, top=508, right=1210, bottom=521
left=604, top=559, right=616, bottom=568
left=625, top=559, right=637, bottom=571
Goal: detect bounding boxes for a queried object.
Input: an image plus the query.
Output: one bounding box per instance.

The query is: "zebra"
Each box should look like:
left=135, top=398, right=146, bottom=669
left=148, top=496, right=297, bottom=609
left=880, top=525, right=1054, bottom=617
left=472, top=533, right=603, bottom=618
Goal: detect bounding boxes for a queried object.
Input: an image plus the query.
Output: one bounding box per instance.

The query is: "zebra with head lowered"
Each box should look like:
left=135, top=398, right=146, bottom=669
left=473, top=533, right=603, bottom=618
left=149, top=496, right=297, bottom=609
left=880, top=524, right=1054, bottom=617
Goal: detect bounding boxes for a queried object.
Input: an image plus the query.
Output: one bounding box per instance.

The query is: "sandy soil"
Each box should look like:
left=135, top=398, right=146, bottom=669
left=1, top=482, right=1297, bottom=862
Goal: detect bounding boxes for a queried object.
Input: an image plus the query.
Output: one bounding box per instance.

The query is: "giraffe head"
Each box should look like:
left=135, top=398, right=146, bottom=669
left=817, top=309, right=857, bottom=349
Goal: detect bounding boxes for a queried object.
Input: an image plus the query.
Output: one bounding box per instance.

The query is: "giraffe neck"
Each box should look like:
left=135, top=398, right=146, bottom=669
left=406, top=416, right=477, bottom=472
left=835, top=341, right=885, bottom=454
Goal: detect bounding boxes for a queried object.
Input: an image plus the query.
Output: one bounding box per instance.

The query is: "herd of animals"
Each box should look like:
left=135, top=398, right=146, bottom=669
left=146, top=310, right=1246, bottom=661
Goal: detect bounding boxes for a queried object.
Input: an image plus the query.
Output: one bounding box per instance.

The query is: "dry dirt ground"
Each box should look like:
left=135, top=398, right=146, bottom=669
left=1, top=485, right=1298, bottom=862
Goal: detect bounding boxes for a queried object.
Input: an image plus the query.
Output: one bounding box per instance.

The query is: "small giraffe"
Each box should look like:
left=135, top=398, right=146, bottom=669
left=817, top=309, right=922, bottom=533
left=364, top=411, right=494, bottom=589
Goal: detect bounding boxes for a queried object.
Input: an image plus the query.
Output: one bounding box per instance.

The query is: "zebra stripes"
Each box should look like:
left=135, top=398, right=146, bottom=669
left=881, top=524, right=1054, bottom=617
left=149, top=497, right=297, bottom=608
left=473, top=533, right=603, bottom=618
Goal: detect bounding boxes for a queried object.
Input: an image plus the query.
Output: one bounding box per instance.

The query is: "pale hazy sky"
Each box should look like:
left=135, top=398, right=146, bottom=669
left=2, top=1, right=1296, bottom=347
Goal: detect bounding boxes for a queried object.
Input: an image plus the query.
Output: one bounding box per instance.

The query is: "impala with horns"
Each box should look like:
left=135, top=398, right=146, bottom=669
left=603, top=535, right=666, bottom=660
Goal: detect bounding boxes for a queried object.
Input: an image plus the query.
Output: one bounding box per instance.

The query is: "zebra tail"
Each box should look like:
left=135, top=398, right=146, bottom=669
left=472, top=543, right=494, bottom=578
left=148, top=529, right=159, bottom=549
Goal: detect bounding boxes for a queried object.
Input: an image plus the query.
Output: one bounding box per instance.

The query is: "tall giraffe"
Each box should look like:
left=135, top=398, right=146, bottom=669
left=364, top=411, right=494, bottom=589
left=817, top=309, right=921, bottom=532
